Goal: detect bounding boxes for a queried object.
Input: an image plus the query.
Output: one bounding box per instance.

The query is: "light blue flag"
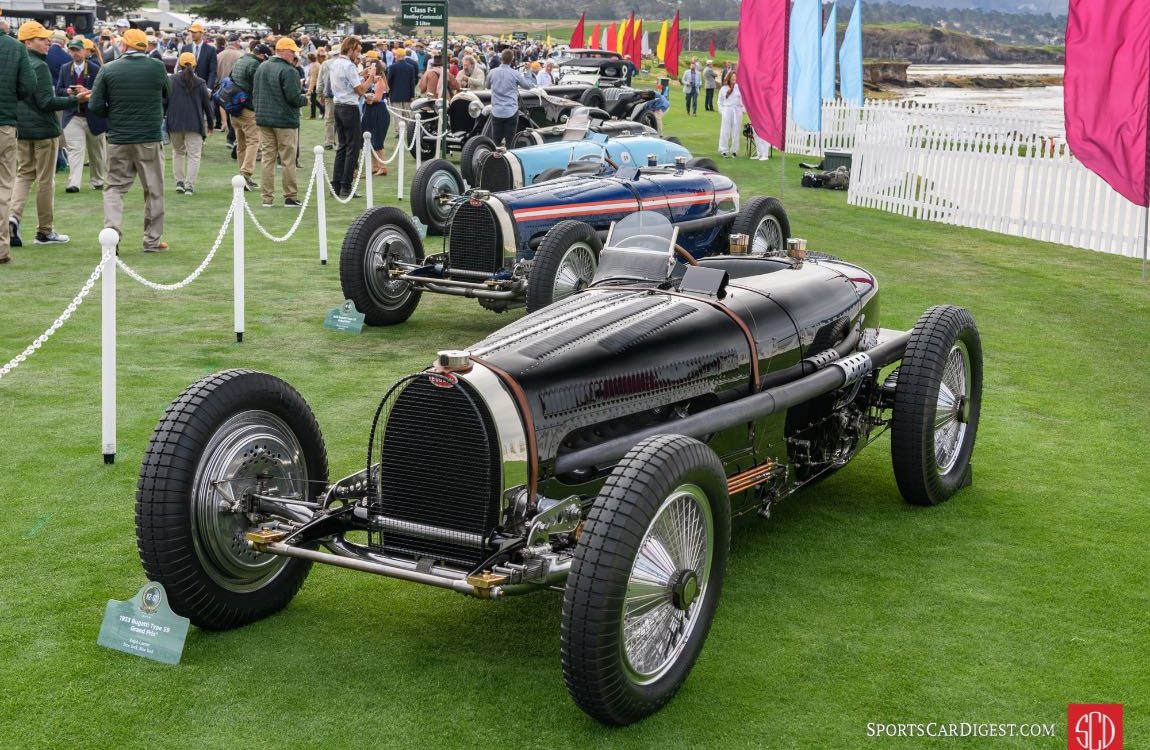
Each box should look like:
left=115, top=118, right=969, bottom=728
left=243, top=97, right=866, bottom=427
left=821, top=1, right=837, bottom=101
left=839, top=0, right=864, bottom=106
left=791, top=0, right=822, bottom=131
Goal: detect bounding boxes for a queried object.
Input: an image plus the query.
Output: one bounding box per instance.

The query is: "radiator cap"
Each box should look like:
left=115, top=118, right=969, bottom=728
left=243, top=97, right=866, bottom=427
left=436, top=350, right=473, bottom=372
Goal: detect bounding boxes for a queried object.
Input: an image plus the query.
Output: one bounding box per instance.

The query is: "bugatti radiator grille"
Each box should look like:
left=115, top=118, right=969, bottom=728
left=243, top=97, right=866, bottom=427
left=449, top=201, right=503, bottom=273
left=377, top=374, right=501, bottom=566
left=478, top=153, right=514, bottom=192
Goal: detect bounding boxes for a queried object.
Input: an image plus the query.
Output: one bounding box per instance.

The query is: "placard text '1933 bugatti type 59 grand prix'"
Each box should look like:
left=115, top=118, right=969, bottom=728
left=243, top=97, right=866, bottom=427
left=135, top=211, right=983, bottom=726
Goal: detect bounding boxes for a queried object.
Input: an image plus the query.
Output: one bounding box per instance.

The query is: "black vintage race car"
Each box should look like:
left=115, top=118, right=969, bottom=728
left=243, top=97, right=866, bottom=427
left=135, top=211, right=983, bottom=726
left=341, top=162, right=786, bottom=323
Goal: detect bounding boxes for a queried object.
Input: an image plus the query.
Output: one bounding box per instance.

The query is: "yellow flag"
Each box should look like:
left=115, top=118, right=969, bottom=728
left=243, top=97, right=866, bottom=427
left=618, top=18, right=630, bottom=53
left=656, top=20, right=668, bottom=60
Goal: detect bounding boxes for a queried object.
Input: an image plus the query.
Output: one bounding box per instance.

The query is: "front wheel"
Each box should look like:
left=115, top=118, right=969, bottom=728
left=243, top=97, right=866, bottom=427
left=729, top=196, right=790, bottom=255
left=686, top=156, right=720, bottom=173
left=410, top=158, right=464, bottom=236
left=460, top=134, right=496, bottom=186
left=340, top=206, right=425, bottom=326
left=136, top=370, right=328, bottom=630
left=891, top=305, right=983, bottom=506
left=526, top=220, right=602, bottom=312
left=562, top=434, right=731, bottom=726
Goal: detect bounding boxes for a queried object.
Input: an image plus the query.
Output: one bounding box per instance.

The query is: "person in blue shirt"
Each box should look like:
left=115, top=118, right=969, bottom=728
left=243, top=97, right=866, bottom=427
left=486, top=48, right=534, bottom=148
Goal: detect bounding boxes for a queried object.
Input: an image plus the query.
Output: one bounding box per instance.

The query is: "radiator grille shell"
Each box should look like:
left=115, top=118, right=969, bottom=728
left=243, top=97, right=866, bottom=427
left=449, top=200, right=504, bottom=273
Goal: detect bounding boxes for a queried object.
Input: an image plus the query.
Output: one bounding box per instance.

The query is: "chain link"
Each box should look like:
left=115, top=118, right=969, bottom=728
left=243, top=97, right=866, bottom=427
left=244, top=159, right=320, bottom=242
left=114, top=201, right=235, bottom=291
left=321, top=146, right=367, bottom=205
left=370, top=129, right=409, bottom=166
left=0, top=246, right=115, bottom=380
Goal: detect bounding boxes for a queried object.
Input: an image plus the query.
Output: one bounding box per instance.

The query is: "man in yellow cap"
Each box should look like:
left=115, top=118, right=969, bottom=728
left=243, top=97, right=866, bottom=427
left=0, top=20, right=38, bottom=262
left=181, top=22, right=218, bottom=89
left=89, top=27, right=171, bottom=251
left=252, top=36, right=307, bottom=207
left=10, top=21, right=87, bottom=246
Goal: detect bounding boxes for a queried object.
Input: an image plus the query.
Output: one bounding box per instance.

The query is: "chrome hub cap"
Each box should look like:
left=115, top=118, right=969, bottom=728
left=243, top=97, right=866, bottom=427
left=191, top=410, right=307, bottom=592
left=753, top=214, right=784, bottom=254
left=621, top=484, right=714, bottom=684
left=934, top=341, right=971, bottom=474
left=366, top=227, right=417, bottom=306
left=553, top=242, right=598, bottom=300
left=426, top=170, right=459, bottom=223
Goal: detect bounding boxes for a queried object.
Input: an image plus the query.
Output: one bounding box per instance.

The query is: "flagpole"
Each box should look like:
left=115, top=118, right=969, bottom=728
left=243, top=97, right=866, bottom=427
left=1142, top=205, right=1148, bottom=280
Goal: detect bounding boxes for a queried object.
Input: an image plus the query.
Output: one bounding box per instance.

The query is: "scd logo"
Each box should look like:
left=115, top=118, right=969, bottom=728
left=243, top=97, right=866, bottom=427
left=1068, top=704, right=1122, bottom=750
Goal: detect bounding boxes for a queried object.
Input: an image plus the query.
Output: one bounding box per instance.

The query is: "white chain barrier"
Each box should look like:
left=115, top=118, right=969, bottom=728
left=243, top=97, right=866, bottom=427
left=243, top=157, right=320, bottom=243
left=114, top=203, right=235, bottom=291
left=0, top=245, right=115, bottom=381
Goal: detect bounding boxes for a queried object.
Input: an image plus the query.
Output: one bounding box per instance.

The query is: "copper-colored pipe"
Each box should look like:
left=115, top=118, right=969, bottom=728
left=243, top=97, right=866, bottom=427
left=727, top=459, right=779, bottom=494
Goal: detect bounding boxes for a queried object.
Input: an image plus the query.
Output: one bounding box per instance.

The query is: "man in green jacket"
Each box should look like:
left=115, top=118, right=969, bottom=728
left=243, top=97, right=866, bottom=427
left=228, top=42, right=271, bottom=191
left=253, top=36, right=307, bottom=207
left=89, top=28, right=171, bottom=252
left=0, top=22, right=38, bottom=263
left=10, top=22, right=86, bottom=247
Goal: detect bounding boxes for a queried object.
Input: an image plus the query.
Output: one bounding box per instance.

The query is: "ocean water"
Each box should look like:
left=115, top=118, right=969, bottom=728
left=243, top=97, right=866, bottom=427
left=892, top=64, right=1066, bottom=139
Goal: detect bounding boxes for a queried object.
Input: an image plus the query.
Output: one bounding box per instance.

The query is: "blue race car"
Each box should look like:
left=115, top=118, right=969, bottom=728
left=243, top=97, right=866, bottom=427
left=339, top=161, right=790, bottom=325
left=460, top=107, right=713, bottom=193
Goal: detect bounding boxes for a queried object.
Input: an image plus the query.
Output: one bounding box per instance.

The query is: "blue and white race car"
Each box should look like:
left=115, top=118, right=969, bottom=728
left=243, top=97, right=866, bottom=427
left=339, top=162, right=790, bottom=325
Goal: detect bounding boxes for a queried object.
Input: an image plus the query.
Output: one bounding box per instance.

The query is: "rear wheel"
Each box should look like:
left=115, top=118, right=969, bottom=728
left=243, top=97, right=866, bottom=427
left=664, top=136, right=683, bottom=146
left=136, top=370, right=328, bottom=631
left=562, top=434, right=730, bottom=726
left=340, top=206, right=425, bottom=326
left=686, top=156, right=720, bottom=173
left=411, top=158, right=464, bottom=236
left=891, top=305, right=983, bottom=506
left=526, top=220, right=602, bottom=312
left=513, top=129, right=544, bottom=148
left=579, top=87, right=607, bottom=111
left=460, top=135, right=496, bottom=186
left=730, top=196, right=790, bottom=255
left=534, top=167, right=567, bottom=184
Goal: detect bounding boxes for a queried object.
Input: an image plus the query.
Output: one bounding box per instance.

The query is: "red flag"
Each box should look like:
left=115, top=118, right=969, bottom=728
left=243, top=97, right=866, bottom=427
left=1065, top=0, right=1150, bottom=206
left=664, top=11, right=682, bottom=78
left=624, top=11, right=635, bottom=59
left=630, top=19, right=643, bottom=64
left=738, top=0, right=789, bottom=151
left=709, top=39, right=716, bottom=58
left=589, top=23, right=601, bottom=49
left=570, top=12, right=586, bottom=49
left=607, top=21, right=617, bottom=52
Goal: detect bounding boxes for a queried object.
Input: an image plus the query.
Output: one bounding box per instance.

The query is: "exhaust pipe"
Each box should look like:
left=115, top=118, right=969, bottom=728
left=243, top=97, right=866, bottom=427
left=554, top=331, right=911, bottom=475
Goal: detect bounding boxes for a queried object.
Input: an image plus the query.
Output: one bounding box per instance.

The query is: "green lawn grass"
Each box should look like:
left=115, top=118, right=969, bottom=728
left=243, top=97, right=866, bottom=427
left=1, top=105, right=1147, bottom=749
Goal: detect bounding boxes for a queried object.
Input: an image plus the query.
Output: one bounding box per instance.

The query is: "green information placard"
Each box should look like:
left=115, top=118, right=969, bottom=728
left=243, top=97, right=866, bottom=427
left=324, top=299, right=366, bottom=333
left=512, top=31, right=527, bottom=41
left=97, top=582, right=190, bottom=666
left=400, top=1, right=447, bottom=26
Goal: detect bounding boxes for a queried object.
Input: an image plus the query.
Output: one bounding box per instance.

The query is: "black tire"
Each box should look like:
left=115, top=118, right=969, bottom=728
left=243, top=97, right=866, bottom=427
left=460, top=135, right=496, bottom=186
left=664, top=136, right=683, bottom=146
left=340, top=206, right=425, bottom=326
left=562, top=434, right=731, bottom=726
left=638, top=110, right=659, bottom=130
left=534, top=167, right=567, bottom=184
left=686, top=156, right=720, bottom=173
left=512, top=128, right=543, bottom=149
left=891, top=305, right=983, bottom=506
left=136, top=369, right=328, bottom=631
left=410, top=158, right=464, bottom=236
left=729, top=196, right=791, bottom=255
left=579, top=87, right=607, bottom=110
left=526, top=220, right=602, bottom=312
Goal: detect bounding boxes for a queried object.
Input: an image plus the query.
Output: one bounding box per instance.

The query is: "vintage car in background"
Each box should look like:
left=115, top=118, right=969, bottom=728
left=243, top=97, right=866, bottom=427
left=464, top=107, right=707, bottom=190
left=343, top=162, right=789, bottom=323
left=136, top=210, right=983, bottom=725
left=410, top=86, right=652, bottom=160
left=554, top=49, right=631, bottom=87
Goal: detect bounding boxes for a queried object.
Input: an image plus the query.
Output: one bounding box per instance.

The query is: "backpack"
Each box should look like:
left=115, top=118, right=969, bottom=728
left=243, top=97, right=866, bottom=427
left=212, top=76, right=249, bottom=115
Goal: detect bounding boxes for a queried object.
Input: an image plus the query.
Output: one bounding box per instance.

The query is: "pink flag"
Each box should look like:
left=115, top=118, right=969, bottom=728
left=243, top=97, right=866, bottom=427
left=738, top=0, right=789, bottom=150
left=1065, top=0, right=1150, bottom=206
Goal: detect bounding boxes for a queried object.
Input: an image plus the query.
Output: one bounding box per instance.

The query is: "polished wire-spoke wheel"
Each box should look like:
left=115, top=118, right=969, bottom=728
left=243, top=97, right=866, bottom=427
left=552, top=242, right=598, bottom=301
left=752, top=213, right=785, bottom=255
left=136, top=370, right=328, bottom=630
left=730, top=196, right=791, bottom=255
left=526, top=220, right=603, bottom=312
left=562, top=435, right=730, bottom=726
left=891, top=305, right=983, bottom=506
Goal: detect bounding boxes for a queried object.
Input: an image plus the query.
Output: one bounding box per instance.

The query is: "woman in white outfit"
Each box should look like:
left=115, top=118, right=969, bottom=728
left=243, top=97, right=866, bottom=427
left=717, top=72, right=743, bottom=158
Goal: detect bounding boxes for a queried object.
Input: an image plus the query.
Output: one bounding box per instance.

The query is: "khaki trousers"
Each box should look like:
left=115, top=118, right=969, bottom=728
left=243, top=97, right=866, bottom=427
left=63, top=116, right=107, bottom=190
left=11, top=137, right=59, bottom=235
left=169, top=131, right=204, bottom=189
left=0, top=126, right=16, bottom=258
left=233, top=108, right=260, bottom=178
left=104, top=141, right=165, bottom=249
left=259, top=126, right=299, bottom=203
left=322, top=97, right=337, bottom=146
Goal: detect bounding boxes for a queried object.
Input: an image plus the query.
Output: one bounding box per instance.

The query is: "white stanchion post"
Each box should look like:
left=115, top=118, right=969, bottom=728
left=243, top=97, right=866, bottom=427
left=99, top=228, right=118, bottom=465
left=314, top=145, right=328, bottom=265
left=397, top=121, right=407, bottom=201
left=363, top=130, right=374, bottom=208
left=414, top=114, right=423, bottom=172
left=231, top=175, right=246, bottom=343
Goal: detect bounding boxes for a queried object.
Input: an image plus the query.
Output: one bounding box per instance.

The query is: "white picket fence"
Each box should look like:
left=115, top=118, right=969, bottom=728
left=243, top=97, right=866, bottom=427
left=787, top=99, right=1147, bottom=258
